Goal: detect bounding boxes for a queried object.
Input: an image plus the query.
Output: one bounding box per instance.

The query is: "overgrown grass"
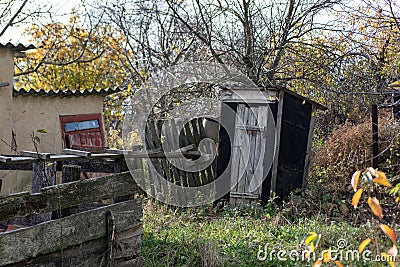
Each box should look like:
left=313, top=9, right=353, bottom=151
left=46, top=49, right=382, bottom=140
left=141, top=197, right=392, bottom=267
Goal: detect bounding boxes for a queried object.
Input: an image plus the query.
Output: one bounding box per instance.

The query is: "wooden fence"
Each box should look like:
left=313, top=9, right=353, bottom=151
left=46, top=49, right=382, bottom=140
left=144, top=118, right=216, bottom=188
left=0, top=171, right=142, bottom=266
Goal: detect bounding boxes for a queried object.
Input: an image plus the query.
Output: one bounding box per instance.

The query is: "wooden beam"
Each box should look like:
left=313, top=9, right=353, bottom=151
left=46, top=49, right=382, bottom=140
left=0, top=199, right=142, bottom=266
left=270, top=89, right=285, bottom=195
left=0, top=171, right=142, bottom=221
left=302, top=106, right=316, bottom=190
left=62, top=148, right=91, bottom=157
left=0, top=156, right=11, bottom=163
left=20, top=151, right=51, bottom=160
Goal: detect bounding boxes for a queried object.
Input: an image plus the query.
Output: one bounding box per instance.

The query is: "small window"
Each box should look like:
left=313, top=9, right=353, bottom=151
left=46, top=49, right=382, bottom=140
left=64, top=119, right=100, bottom=132
left=60, top=113, right=105, bottom=152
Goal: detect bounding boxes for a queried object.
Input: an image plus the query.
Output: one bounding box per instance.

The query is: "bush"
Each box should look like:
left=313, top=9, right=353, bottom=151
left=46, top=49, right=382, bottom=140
left=311, top=113, right=400, bottom=194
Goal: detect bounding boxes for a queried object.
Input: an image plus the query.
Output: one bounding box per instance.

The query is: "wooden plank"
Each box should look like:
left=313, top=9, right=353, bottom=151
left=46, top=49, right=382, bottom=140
left=5, top=228, right=142, bottom=267
left=56, top=159, right=123, bottom=173
left=270, top=89, right=285, bottom=194
left=30, top=161, right=57, bottom=224
left=236, top=125, right=265, bottom=131
left=0, top=171, right=142, bottom=221
left=20, top=151, right=51, bottom=160
left=302, top=106, right=316, bottom=190
left=0, top=199, right=142, bottom=266
left=105, top=144, right=143, bottom=154
left=62, top=148, right=92, bottom=157
left=0, top=156, right=11, bottom=163
left=230, top=104, right=249, bottom=207
left=60, top=165, right=81, bottom=217
left=170, top=118, right=187, bottom=187
left=221, top=89, right=276, bottom=104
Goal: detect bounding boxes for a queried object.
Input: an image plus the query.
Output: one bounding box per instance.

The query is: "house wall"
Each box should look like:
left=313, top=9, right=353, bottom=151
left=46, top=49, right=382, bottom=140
left=0, top=94, right=106, bottom=195
left=0, top=48, right=14, bottom=154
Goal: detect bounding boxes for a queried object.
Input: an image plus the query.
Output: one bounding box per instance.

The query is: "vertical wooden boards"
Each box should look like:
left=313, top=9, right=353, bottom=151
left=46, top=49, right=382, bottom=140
left=270, top=90, right=285, bottom=195
left=302, top=106, right=316, bottom=190
left=229, top=104, right=268, bottom=206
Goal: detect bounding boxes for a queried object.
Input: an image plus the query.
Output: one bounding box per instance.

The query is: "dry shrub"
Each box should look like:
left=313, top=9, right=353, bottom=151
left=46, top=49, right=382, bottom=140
left=198, top=241, right=223, bottom=267
left=311, top=113, right=400, bottom=192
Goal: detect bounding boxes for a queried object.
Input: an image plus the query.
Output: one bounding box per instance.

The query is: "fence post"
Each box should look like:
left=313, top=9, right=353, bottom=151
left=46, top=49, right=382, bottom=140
left=30, top=161, right=56, bottom=224
left=57, top=165, right=81, bottom=218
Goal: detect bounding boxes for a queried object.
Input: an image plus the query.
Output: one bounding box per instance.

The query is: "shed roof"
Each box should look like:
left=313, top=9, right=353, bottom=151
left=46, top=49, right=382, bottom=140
left=13, top=87, right=122, bottom=98
left=0, top=42, right=35, bottom=51
left=273, top=86, right=327, bottom=110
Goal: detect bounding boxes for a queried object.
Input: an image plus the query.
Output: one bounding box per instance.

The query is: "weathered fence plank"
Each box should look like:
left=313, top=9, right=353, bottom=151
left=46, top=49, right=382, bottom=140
left=0, top=171, right=141, bottom=221
left=30, top=161, right=57, bottom=224
left=0, top=199, right=142, bottom=266
left=59, top=165, right=81, bottom=218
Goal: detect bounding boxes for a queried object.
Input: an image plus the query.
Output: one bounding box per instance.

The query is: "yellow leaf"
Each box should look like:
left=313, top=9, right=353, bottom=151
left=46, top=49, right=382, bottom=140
left=380, top=224, right=396, bottom=243
left=352, top=189, right=363, bottom=208
left=380, top=252, right=395, bottom=266
left=368, top=197, right=383, bottom=220
left=334, top=260, right=344, bottom=267
left=306, top=232, right=318, bottom=246
left=373, top=171, right=392, bottom=187
left=358, top=238, right=372, bottom=253
left=351, top=170, right=361, bottom=191
left=313, top=259, right=323, bottom=267
left=323, top=248, right=331, bottom=263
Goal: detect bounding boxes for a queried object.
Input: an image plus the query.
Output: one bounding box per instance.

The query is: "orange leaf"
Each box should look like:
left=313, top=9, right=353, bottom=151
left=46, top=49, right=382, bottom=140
left=358, top=238, right=372, bottom=253
left=368, top=197, right=383, bottom=220
left=313, top=259, right=323, bottom=267
left=380, top=224, right=396, bottom=243
left=373, top=171, right=392, bottom=187
left=323, top=248, right=331, bottom=263
left=334, top=260, right=344, bottom=267
left=352, top=189, right=363, bottom=208
left=351, top=170, right=361, bottom=191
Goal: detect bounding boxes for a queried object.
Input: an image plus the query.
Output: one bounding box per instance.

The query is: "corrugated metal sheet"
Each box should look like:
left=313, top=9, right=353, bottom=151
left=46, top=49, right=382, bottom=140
left=0, top=42, right=35, bottom=51
left=13, top=87, right=123, bottom=97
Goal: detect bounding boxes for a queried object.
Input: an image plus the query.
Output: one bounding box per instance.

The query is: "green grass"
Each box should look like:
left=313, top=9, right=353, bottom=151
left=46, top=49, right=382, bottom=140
left=141, top=198, right=393, bottom=267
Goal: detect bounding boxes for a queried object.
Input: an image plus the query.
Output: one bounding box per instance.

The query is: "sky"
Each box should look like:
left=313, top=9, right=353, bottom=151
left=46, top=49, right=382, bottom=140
left=1, top=0, right=82, bottom=44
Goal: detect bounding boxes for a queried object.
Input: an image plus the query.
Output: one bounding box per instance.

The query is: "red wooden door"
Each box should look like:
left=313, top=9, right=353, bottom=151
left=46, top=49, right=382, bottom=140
left=60, top=114, right=105, bottom=152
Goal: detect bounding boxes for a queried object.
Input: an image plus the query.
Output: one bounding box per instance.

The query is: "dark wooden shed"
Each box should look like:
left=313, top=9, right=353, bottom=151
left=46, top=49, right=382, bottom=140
left=215, top=86, right=325, bottom=206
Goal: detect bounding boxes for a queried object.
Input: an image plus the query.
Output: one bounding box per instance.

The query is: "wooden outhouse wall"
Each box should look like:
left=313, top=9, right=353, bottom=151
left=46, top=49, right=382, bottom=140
left=217, top=88, right=317, bottom=205
left=262, top=92, right=313, bottom=202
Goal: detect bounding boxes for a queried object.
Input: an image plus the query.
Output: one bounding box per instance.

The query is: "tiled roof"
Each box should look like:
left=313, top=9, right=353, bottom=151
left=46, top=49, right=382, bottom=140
left=13, top=87, right=123, bottom=97
left=0, top=42, right=35, bottom=51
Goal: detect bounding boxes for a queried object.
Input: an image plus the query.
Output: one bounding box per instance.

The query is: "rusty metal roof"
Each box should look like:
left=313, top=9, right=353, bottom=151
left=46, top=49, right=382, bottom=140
left=0, top=42, right=35, bottom=51
left=13, top=87, right=123, bottom=97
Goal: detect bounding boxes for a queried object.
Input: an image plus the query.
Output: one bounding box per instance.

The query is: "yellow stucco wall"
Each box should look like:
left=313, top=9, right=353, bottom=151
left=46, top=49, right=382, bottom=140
left=0, top=48, right=14, bottom=154
left=0, top=94, right=106, bottom=195
left=12, top=94, right=105, bottom=153
left=0, top=95, right=104, bottom=195
left=1, top=46, right=110, bottom=195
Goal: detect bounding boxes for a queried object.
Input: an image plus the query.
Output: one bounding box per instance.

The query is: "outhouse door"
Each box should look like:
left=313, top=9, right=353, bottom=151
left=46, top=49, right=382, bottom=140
left=229, top=103, right=268, bottom=206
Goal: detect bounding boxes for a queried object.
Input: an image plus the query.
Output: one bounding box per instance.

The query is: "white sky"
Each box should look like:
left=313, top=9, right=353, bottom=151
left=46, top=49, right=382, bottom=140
left=1, top=0, right=82, bottom=44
